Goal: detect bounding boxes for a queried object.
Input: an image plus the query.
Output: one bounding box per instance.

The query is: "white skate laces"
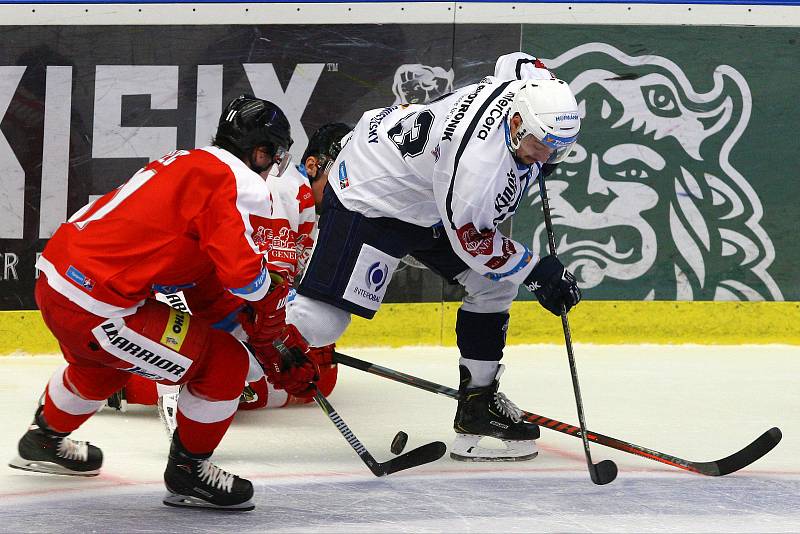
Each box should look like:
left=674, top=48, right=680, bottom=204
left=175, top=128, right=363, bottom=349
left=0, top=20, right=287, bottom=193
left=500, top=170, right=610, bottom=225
left=493, top=392, right=523, bottom=423
left=450, top=362, right=538, bottom=462
left=57, top=438, right=89, bottom=462
left=198, top=460, right=235, bottom=493
left=490, top=365, right=523, bottom=423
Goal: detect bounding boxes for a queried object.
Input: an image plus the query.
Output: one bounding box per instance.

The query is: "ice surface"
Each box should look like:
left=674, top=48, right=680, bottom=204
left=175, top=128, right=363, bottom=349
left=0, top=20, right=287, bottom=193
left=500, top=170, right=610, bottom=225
left=1, top=344, right=798, bottom=533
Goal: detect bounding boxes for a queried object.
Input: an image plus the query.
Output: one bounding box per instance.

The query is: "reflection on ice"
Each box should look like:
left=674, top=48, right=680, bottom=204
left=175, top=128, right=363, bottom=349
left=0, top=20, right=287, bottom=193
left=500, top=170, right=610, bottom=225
left=1, top=345, right=798, bottom=532
left=1, top=473, right=799, bottom=533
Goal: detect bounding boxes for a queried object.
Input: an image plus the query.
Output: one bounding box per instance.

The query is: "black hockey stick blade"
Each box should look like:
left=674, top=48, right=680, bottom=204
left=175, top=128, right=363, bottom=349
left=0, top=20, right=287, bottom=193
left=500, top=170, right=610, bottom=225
left=332, top=351, right=782, bottom=477
left=380, top=441, right=448, bottom=475
left=590, top=459, right=618, bottom=485
left=693, top=426, right=782, bottom=476
left=311, top=386, right=445, bottom=477
left=276, top=336, right=449, bottom=477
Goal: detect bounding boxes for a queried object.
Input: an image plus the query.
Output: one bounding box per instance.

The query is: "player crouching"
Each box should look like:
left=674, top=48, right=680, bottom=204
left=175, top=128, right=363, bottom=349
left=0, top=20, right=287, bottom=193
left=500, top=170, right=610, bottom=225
left=8, top=95, right=319, bottom=512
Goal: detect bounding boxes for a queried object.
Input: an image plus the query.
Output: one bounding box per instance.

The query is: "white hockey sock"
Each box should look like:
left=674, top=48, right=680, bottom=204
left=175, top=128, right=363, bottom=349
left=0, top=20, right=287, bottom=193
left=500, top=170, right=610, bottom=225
left=459, top=358, right=499, bottom=388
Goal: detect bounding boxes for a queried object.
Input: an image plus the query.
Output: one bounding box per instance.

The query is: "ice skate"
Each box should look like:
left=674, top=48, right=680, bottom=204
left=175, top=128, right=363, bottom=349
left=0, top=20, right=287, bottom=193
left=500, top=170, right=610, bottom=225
left=157, top=390, right=179, bottom=440
left=451, top=365, right=539, bottom=462
left=163, top=432, right=254, bottom=511
left=103, top=388, right=127, bottom=412
left=239, top=383, right=259, bottom=406
left=8, top=406, right=103, bottom=476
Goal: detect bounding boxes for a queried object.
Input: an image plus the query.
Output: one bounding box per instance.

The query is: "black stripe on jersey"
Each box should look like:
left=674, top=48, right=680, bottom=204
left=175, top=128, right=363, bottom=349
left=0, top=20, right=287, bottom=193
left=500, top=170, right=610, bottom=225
left=515, top=58, right=535, bottom=80
left=445, top=81, right=513, bottom=230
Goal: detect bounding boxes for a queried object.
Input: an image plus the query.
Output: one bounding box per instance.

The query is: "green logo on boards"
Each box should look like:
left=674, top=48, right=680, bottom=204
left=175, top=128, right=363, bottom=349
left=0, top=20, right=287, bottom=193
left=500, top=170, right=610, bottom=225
left=532, top=43, right=782, bottom=301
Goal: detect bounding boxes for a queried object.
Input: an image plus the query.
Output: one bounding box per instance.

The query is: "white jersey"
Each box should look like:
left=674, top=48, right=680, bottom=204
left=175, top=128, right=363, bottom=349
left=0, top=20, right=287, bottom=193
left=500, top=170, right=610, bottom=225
left=329, top=75, right=545, bottom=285
left=493, top=52, right=556, bottom=81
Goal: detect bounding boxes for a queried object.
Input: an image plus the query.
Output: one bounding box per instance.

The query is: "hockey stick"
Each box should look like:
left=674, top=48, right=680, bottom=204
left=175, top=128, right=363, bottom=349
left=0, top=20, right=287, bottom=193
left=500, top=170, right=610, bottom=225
left=312, top=387, right=447, bottom=476
left=333, top=351, right=782, bottom=476
left=536, top=173, right=617, bottom=485
left=273, top=340, right=446, bottom=477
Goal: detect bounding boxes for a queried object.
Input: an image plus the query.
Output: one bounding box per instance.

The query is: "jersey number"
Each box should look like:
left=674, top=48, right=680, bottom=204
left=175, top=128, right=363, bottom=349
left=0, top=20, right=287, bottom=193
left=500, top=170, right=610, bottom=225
left=387, top=110, right=434, bottom=158
left=70, top=150, right=190, bottom=230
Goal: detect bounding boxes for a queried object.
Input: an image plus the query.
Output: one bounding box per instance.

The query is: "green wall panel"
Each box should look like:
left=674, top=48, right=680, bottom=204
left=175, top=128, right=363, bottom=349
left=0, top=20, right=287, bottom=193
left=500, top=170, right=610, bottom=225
left=513, top=26, right=798, bottom=301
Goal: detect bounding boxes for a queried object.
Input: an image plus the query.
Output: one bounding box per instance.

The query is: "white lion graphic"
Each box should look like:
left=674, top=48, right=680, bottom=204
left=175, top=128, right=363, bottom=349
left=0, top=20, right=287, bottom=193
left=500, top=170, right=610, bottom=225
left=532, top=43, right=782, bottom=301
left=392, top=64, right=454, bottom=105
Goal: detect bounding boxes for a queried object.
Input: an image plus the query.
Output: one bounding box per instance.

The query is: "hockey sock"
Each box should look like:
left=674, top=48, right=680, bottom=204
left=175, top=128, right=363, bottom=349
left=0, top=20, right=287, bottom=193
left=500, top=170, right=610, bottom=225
left=42, top=365, right=123, bottom=433
left=455, top=309, right=509, bottom=387
left=124, top=375, right=159, bottom=405
left=175, top=388, right=237, bottom=455
left=459, top=357, right=499, bottom=388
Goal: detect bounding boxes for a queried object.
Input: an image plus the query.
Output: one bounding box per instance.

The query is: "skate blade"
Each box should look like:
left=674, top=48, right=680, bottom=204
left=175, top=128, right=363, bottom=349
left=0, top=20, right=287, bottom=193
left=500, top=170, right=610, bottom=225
left=450, top=434, right=538, bottom=462
left=8, top=457, right=100, bottom=477
left=450, top=450, right=539, bottom=462
left=163, top=492, right=255, bottom=512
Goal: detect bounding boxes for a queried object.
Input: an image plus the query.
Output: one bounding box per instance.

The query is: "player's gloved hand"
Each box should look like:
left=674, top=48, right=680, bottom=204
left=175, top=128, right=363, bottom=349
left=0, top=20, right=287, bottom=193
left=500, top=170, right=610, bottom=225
left=238, top=270, right=290, bottom=351
left=307, top=343, right=335, bottom=366
left=254, top=324, right=320, bottom=399
left=523, top=254, right=581, bottom=316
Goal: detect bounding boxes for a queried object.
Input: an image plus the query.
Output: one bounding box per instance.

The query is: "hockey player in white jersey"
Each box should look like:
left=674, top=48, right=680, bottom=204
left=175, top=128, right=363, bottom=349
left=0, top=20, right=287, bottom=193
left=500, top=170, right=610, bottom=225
left=289, top=55, right=582, bottom=461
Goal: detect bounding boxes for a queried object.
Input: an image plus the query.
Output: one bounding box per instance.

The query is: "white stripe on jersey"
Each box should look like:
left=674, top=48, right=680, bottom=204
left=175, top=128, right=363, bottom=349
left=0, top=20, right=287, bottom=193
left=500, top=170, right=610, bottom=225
left=36, top=255, right=143, bottom=318
left=200, top=145, right=273, bottom=257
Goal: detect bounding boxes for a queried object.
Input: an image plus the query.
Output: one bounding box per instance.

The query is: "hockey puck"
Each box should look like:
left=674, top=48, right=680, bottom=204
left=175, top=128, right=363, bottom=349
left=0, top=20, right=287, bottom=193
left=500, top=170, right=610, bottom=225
left=390, top=431, right=408, bottom=455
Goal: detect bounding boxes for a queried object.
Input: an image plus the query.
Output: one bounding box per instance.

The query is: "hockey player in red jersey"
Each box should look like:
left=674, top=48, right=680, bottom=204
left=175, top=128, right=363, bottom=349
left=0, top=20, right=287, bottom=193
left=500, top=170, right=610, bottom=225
left=8, top=95, right=320, bottom=512
left=237, top=122, right=354, bottom=410
left=109, top=123, right=353, bottom=417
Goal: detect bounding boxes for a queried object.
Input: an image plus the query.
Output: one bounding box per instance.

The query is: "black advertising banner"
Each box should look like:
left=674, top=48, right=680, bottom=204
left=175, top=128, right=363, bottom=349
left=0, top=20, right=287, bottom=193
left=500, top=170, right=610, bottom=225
left=0, top=24, right=519, bottom=309
left=2, top=22, right=793, bottom=309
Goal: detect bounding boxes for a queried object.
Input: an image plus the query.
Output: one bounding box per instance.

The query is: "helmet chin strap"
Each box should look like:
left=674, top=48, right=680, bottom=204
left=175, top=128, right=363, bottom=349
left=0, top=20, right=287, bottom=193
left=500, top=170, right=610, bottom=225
left=503, top=118, right=516, bottom=151
left=504, top=119, right=532, bottom=167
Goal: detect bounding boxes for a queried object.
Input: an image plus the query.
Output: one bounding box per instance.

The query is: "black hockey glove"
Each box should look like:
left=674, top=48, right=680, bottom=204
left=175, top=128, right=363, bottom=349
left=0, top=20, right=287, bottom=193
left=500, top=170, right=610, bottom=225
left=523, top=255, right=581, bottom=316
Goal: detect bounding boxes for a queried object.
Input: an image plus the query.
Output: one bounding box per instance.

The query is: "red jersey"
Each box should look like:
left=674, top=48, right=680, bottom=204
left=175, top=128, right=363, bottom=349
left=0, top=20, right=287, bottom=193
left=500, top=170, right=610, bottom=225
left=37, top=146, right=274, bottom=317
left=263, top=164, right=317, bottom=283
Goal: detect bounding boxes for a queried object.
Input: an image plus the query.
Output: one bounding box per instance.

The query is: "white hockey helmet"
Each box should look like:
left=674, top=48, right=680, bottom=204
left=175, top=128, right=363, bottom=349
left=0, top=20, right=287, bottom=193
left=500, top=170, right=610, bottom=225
left=507, top=78, right=580, bottom=164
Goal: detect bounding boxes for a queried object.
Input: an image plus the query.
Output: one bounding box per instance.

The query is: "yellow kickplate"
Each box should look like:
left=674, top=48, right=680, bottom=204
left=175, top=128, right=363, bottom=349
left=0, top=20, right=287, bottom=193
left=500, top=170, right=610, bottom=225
left=2, top=300, right=798, bottom=355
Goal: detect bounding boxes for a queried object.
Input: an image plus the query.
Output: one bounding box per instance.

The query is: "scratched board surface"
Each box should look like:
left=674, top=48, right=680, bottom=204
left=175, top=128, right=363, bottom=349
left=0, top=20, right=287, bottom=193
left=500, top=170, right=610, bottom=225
left=0, top=24, right=517, bottom=309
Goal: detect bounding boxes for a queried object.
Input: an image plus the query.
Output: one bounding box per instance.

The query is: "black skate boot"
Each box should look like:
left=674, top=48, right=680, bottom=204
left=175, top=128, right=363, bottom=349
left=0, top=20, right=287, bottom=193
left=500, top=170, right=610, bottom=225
left=8, top=406, right=103, bottom=476
left=451, top=365, right=540, bottom=462
left=163, top=432, right=254, bottom=511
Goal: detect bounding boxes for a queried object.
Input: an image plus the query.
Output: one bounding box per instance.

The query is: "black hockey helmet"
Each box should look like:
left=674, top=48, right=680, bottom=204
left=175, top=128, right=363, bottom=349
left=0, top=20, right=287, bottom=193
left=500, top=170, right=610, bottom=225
left=302, top=122, right=352, bottom=180
left=215, top=94, right=293, bottom=175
